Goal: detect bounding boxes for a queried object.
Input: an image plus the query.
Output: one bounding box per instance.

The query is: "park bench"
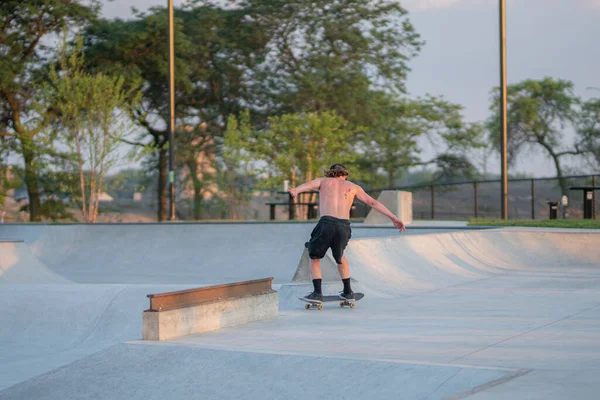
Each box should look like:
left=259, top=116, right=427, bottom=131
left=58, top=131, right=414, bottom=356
left=265, top=201, right=318, bottom=220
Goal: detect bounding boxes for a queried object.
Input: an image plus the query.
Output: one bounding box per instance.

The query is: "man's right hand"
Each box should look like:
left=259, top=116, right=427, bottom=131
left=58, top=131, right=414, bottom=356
left=392, top=218, right=406, bottom=232
left=287, top=188, right=298, bottom=199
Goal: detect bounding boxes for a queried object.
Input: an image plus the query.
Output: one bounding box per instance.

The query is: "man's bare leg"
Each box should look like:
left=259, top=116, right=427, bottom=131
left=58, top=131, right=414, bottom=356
left=338, top=255, right=354, bottom=299
left=307, top=258, right=324, bottom=301
left=337, top=255, right=350, bottom=280
left=310, top=258, right=322, bottom=280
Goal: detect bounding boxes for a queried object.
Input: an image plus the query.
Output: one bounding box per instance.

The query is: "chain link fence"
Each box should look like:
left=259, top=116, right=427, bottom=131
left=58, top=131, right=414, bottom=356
left=364, top=174, right=599, bottom=221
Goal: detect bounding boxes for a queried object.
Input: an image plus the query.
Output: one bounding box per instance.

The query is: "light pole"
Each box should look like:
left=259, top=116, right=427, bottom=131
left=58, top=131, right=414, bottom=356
left=499, top=0, right=508, bottom=220
left=168, top=0, right=176, bottom=220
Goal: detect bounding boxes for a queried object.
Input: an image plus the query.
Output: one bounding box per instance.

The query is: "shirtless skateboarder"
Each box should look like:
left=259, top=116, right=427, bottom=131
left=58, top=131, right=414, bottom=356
left=288, top=164, right=406, bottom=303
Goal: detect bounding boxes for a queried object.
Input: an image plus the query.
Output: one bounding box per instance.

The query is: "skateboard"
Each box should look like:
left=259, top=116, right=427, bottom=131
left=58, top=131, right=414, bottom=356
left=299, top=293, right=365, bottom=310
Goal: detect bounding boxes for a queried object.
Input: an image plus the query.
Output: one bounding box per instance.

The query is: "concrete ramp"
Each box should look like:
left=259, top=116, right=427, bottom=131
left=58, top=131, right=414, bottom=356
left=0, top=283, right=200, bottom=390
left=0, top=224, right=314, bottom=284
left=290, top=230, right=600, bottom=299
left=0, top=223, right=477, bottom=285
left=291, top=248, right=341, bottom=282
left=2, top=225, right=600, bottom=399
left=0, top=343, right=511, bottom=400
left=0, top=242, right=71, bottom=284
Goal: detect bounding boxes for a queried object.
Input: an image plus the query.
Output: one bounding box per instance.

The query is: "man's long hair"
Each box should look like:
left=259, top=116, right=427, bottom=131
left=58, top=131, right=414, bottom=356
left=324, top=164, right=349, bottom=178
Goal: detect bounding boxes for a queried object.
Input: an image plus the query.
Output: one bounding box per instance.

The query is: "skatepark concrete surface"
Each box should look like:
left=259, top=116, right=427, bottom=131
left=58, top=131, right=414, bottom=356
left=1, top=222, right=600, bottom=399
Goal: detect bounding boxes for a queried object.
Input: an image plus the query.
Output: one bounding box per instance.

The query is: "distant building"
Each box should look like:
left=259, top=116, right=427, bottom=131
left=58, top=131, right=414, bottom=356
left=98, top=192, right=114, bottom=202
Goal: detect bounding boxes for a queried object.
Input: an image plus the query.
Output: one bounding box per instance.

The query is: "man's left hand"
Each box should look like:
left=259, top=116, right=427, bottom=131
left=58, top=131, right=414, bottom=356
left=392, top=218, right=406, bottom=233
left=288, top=188, right=297, bottom=198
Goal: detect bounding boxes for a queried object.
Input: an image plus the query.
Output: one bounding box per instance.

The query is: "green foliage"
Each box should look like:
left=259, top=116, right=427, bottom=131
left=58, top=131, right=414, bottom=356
left=83, top=3, right=271, bottom=140
left=224, top=95, right=485, bottom=191
left=83, top=7, right=195, bottom=220
left=0, top=0, right=100, bottom=221
left=83, top=3, right=271, bottom=220
left=360, top=95, right=485, bottom=187
left=175, top=123, right=219, bottom=220
left=246, top=0, right=423, bottom=125
left=6, top=163, right=77, bottom=221
left=0, top=0, right=99, bottom=97
left=37, top=169, right=78, bottom=221
left=2, top=0, right=492, bottom=221
left=577, top=97, right=600, bottom=167
left=488, top=78, right=578, bottom=163
left=84, top=8, right=192, bottom=119
left=224, top=112, right=253, bottom=168
left=103, top=169, right=153, bottom=199
left=486, top=77, right=594, bottom=194
left=433, top=154, right=479, bottom=182
left=228, top=110, right=356, bottom=188
left=47, top=36, right=141, bottom=222
left=218, top=112, right=257, bottom=218
left=0, top=140, right=11, bottom=205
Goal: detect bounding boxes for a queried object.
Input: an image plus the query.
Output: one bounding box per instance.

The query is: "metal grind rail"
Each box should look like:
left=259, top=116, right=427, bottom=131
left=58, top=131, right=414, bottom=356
left=145, top=277, right=275, bottom=312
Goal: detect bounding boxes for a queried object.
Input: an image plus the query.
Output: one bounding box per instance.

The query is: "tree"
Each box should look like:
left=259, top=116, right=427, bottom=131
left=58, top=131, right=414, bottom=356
left=173, top=4, right=270, bottom=220
left=0, top=0, right=99, bottom=221
left=221, top=112, right=256, bottom=219
left=487, top=78, right=594, bottom=195
left=103, top=168, right=153, bottom=200
left=48, top=38, right=140, bottom=222
left=175, top=123, right=218, bottom=220
left=577, top=97, right=600, bottom=168
left=83, top=8, right=192, bottom=221
left=0, top=140, right=15, bottom=206
left=228, top=110, right=355, bottom=188
left=359, top=95, right=485, bottom=187
left=246, top=0, right=423, bottom=126
left=84, top=4, right=270, bottom=221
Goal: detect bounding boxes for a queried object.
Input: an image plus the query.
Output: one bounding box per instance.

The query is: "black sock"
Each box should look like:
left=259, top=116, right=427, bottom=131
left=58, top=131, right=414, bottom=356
left=342, top=278, right=352, bottom=294
left=312, top=279, right=322, bottom=294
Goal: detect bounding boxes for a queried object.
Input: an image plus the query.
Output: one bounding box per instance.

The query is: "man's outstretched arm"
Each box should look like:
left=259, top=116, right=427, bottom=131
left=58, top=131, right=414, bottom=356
left=288, top=178, right=322, bottom=198
left=355, top=186, right=406, bottom=232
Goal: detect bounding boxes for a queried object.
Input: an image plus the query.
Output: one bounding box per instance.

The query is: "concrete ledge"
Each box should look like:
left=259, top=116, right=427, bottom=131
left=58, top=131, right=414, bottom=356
left=143, top=279, right=278, bottom=341
left=364, top=191, right=412, bottom=225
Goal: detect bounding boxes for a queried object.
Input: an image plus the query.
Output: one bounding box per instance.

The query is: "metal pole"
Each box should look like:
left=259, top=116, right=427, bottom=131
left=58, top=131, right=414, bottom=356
left=168, top=0, right=176, bottom=220
left=531, top=179, right=535, bottom=220
left=474, top=182, right=479, bottom=219
left=594, top=176, right=597, bottom=220
left=288, top=192, right=295, bottom=220
left=431, top=185, right=435, bottom=220
left=499, top=0, right=509, bottom=220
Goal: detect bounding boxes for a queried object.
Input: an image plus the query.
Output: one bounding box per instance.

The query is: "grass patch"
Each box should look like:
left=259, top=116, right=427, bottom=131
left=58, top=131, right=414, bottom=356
left=468, top=218, right=600, bottom=229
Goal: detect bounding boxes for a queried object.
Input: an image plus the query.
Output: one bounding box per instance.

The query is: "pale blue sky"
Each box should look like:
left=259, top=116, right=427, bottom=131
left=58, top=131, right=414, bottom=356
left=101, top=0, right=600, bottom=177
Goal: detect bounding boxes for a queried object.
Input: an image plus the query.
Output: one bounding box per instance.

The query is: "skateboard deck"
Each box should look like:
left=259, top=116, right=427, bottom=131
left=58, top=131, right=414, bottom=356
left=299, top=293, right=365, bottom=310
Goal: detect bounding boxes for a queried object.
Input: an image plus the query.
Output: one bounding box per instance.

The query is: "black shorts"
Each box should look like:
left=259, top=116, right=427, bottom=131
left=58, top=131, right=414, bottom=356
left=305, top=216, right=352, bottom=265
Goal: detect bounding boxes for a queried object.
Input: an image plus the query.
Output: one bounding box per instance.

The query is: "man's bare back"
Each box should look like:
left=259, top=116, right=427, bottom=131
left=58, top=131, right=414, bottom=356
left=315, top=177, right=356, bottom=220
left=288, top=176, right=405, bottom=231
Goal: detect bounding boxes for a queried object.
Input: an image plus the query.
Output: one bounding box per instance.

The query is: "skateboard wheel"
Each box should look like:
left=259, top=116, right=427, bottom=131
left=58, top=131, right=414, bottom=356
left=339, top=302, right=344, bottom=307
left=317, top=304, right=323, bottom=311
left=349, top=303, right=355, bottom=309
left=305, top=304, right=311, bottom=310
